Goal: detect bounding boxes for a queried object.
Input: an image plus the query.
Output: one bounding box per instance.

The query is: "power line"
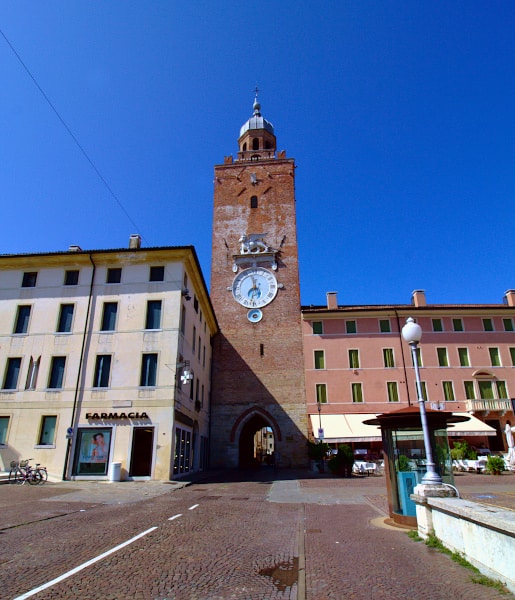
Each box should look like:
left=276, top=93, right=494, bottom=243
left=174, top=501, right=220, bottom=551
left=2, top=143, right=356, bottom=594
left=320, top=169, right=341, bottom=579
left=0, top=28, right=148, bottom=244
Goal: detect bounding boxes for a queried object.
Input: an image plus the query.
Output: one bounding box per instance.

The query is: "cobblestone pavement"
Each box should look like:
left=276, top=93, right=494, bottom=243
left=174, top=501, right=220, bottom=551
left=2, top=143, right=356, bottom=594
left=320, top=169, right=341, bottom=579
left=0, top=470, right=513, bottom=599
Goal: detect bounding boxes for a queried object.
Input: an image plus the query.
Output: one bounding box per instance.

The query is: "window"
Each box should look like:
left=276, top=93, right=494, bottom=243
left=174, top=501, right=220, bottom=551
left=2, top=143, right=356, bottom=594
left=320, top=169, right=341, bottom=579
left=419, top=381, right=428, bottom=401
left=316, top=383, right=327, bottom=404
left=458, top=348, right=470, bottom=367
left=503, top=318, right=514, bottom=332
left=443, top=381, right=455, bottom=401
left=93, top=355, right=112, bottom=388
left=250, top=196, right=258, bottom=208
left=193, top=296, right=199, bottom=313
left=25, top=356, right=40, bottom=390
left=106, top=268, right=121, bottom=284
left=346, top=320, right=357, bottom=334
left=412, top=347, right=423, bottom=367
left=149, top=266, right=164, bottom=282
left=0, top=416, right=9, bottom=444
left=478, top=381, right=494, bottom=400
left=379, top=319, right=391, bottom=333
left=383, top=348, right=395, bottom=368
left=464, top=381, right=475, bottom=399
left=64, top=270, right=79, bottom=285
left=3, top=358, right=21, bottom=390
left=437, top=348, right=449, bottom=367
left=38, top=416, right=57, bottom=445
left=314, top=350, right=325, bottom=369
left=432, top=318, right=443, bottom=332
left=387, top=382, right=399, bottom=402
left=14, top=305, right=31, bottom=334
left=348, top=349, right=359, bottom=369
left=483, top=318, right=494, bottom=332
left=496, top=380, right=508, bottom=399
left=140, top=353, right=157, bottom=387
left=351, top=382, right=363, bottom=403
left=22, top=272, right=37, bottom=287
left=489, top=347, right=501, bottom=367
left=101, top=302, right=118, bottom=331
left=48, top=357, right=66, bottom=389
left=312, top=321, right=323, bottom=334
left=180, top=306, right=186, bottom=334
left=57, top=304, right=74, bottom=333
left=145, top=300, right=162, bottom=330
left=452, top=318, right=464, bottom=332
left=510, top=348, right=515, bottom=366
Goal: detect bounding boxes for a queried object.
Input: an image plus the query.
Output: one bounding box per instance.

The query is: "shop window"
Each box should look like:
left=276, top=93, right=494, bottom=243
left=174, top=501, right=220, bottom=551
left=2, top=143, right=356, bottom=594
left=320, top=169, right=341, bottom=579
left=73, top=428, right=111, bottom=475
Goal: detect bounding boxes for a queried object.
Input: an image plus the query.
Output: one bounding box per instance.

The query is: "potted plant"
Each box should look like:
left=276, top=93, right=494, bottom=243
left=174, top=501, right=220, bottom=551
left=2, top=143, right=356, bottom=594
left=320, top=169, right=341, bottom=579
left=485, top=455, right=505, bottom=475
left=307, top=441, right=329, bottom=473
left=328, top=444, right=354, bottom=478
left=396, top=454, right=411, bottom=472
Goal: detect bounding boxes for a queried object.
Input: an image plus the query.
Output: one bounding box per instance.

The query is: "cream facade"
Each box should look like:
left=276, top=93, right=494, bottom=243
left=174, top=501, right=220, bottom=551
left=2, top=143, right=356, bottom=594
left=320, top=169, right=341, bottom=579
left=0, top=238, right=217, bottom=481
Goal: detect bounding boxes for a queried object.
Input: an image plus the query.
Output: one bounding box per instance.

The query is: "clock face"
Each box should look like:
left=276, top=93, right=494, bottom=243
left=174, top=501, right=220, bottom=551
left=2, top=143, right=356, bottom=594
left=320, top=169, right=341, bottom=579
left=232, top=267, right=278, bottom=308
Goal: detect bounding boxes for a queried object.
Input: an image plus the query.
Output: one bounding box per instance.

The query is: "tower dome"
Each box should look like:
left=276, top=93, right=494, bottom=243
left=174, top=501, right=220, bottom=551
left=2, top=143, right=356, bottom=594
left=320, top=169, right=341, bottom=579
left=237, top=94, right=277, bottom=161
left=239, top=96, right=275, bottom=137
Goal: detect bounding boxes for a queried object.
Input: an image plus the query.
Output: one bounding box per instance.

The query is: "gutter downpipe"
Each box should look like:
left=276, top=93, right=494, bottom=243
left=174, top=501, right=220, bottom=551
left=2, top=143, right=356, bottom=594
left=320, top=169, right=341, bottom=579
left=395, top=309, right=412, bottom=407
left=62, top=254, right=96, bottom=480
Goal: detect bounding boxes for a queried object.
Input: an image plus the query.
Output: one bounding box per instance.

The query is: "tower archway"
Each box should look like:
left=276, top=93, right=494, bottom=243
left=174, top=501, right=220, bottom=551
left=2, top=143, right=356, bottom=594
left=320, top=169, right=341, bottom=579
left=231, top=407, right=281, bottom=469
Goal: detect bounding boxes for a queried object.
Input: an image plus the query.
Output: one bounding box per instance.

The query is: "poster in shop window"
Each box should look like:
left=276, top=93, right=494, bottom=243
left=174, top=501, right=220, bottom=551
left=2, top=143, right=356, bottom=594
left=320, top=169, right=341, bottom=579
left=74, top=428, right=111, bottom=475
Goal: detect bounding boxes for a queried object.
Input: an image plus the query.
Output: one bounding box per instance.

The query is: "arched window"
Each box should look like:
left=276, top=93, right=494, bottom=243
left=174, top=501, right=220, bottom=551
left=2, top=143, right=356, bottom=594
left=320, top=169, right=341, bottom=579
left=242, top=142, right=247, bottom=151
left=265, top=141, right=271, bottom=149
left=252, top=138, right=259, bottom=150
left=250, top=196, right=258, bottom=209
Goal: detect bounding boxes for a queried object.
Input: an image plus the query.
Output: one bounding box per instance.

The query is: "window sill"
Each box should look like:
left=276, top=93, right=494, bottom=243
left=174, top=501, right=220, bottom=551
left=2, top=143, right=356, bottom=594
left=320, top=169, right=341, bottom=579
left=34, top=445, right=56, bottom=449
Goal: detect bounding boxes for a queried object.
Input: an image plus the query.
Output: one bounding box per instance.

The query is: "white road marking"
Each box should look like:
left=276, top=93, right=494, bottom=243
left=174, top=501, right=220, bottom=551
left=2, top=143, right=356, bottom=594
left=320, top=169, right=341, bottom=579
left=168, top=513, right=183, bottom=521
left=13, top=526, right=158, bottom=600
left=188, top=504, right=199, bottom=510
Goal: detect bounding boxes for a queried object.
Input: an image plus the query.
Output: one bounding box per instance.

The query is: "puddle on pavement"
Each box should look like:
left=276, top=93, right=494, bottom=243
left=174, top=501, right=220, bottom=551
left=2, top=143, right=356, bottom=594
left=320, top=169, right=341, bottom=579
left=258, top=557, right=298, bottom=592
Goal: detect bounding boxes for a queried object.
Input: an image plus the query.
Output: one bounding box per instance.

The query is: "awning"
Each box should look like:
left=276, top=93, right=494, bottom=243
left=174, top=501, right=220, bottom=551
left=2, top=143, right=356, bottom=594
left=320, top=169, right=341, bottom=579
left=310, top=414, right=382, bottom=443
left=310, top=412, right=497, bottom=442
left=446, top=413, right=497, bottom=437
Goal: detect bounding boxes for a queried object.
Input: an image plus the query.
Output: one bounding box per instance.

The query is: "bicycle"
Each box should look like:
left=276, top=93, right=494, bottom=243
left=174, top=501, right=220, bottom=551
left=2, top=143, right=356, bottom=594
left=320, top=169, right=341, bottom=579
left=8, top=459, right=43, bottom=485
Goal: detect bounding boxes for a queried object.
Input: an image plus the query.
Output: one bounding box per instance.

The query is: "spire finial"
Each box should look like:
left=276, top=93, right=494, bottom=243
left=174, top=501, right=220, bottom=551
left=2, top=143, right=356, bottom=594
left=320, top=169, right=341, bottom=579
left=252, top=86, right=261, bottom=116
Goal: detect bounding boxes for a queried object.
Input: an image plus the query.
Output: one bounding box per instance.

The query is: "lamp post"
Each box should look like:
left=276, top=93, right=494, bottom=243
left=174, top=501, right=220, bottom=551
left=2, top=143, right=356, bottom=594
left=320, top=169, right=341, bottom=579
left=317, top=399, right=325, bottom=473
left=401, top=317, right=442, bottom=485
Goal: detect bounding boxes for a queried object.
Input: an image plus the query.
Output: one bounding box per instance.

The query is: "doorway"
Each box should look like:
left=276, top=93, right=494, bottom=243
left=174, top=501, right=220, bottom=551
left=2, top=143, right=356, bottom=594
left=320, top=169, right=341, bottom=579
left=239, top=414, right=275, bottom=469
left=129, top=427, right=154, bottom=477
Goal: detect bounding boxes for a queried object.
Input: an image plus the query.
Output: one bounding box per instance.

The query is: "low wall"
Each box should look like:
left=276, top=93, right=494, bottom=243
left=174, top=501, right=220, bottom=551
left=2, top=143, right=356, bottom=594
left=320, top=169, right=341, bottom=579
left=415, top=496, right=515, bottom=594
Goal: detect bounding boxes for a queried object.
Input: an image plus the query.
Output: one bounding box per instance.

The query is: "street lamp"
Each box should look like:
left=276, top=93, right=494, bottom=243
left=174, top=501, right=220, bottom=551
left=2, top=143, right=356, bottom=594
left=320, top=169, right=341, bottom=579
left=316, top=399, right=325, bottom=473
left=401, top=317, right=442, bottom=485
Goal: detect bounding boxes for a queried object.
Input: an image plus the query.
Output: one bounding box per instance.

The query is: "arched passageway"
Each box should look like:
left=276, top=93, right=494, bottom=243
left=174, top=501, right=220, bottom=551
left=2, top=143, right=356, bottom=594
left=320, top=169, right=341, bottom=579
left=238, top=414, right=275, bottom=469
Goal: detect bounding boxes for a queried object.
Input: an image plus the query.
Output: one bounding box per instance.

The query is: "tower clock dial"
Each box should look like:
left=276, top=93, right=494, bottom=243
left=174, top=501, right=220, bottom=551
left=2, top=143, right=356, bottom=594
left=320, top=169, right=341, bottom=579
left=232, top=267, right=278, bottom=308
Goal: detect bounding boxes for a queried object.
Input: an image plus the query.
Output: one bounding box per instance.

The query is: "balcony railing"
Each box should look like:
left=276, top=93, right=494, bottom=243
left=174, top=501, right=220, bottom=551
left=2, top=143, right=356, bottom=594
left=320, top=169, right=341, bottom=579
left=465, top=398, right=512, bottom=413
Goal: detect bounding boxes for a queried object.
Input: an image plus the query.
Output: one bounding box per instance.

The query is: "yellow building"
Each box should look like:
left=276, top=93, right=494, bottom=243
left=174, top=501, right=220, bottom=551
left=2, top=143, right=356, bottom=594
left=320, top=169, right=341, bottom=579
left=0, top=235, right=217, bottom=481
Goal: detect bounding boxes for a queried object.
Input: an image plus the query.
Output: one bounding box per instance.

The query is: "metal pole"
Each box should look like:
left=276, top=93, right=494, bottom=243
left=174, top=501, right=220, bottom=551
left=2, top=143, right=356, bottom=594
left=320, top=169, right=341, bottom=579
left=410, top=342, right=442, bottom=484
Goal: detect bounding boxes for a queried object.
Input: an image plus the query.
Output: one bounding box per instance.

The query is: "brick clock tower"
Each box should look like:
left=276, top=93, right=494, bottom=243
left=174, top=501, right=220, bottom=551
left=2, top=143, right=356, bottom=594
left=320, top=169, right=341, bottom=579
left=210, top=96, right=308, bottom=469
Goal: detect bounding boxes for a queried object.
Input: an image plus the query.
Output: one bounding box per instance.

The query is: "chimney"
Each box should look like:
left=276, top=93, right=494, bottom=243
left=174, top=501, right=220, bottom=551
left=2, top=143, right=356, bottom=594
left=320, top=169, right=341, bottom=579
left=129, top=234, right=142, bottom=249
left=326, top=291, right=338, bottom=309
left=504, top=290, right=515, bottom=307
left=412, top=290, right=426, bottom=307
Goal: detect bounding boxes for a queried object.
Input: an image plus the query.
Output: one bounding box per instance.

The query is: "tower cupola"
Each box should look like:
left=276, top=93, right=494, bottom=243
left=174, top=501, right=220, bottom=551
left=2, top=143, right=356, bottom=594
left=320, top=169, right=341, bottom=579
left=237, top=94, right=277, bottom=161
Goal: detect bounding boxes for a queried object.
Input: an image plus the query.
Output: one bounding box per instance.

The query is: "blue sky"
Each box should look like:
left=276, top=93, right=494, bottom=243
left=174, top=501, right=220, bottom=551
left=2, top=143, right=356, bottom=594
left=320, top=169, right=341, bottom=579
left=1, top=2, right=514, bottom=306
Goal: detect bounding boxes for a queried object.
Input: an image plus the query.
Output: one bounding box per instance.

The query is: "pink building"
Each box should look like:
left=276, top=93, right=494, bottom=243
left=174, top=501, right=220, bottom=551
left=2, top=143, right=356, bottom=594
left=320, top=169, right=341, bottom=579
left=302, top=289, right=515, bottom=456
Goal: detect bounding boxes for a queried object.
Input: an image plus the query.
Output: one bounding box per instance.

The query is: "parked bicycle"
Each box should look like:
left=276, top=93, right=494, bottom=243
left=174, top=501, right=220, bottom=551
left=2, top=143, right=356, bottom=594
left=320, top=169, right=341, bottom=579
left=8, top=459, right=47, bottom=485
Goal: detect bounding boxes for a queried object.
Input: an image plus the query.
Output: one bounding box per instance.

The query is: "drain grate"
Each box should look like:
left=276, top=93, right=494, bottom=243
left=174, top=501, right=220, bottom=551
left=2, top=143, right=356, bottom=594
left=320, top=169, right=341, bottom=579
left=199, top=495, right=222, bottom=500
left=231, top=497, right=249, bottom=501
